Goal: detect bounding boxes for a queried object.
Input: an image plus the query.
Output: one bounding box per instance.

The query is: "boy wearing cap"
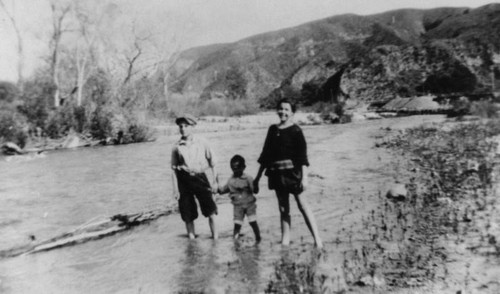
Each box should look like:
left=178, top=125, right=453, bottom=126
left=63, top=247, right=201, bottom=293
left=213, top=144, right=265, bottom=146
left=171, top=114, right=219, bottom=239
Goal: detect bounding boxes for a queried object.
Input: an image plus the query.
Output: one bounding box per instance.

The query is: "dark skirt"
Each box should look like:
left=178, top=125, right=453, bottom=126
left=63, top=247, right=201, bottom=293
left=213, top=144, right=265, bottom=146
left=266, top=168, right=303, bottom=195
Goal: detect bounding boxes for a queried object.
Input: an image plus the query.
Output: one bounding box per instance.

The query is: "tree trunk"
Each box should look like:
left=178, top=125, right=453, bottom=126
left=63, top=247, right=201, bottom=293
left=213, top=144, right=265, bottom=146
left=0, top=1, right=24, bottom=85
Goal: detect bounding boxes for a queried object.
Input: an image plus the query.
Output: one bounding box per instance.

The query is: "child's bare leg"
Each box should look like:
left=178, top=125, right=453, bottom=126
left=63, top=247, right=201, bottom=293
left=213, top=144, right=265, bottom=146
left=208, top=214, right=218, bottom=240
left=249, top=221, right=261, bottom=243
left=233, top=223, right=242, bottom=239
left=185, top=221, right=196, bottom=239
left=276, top=191, right=291, bottom=245
left=294, top=193, right=323, bottom=248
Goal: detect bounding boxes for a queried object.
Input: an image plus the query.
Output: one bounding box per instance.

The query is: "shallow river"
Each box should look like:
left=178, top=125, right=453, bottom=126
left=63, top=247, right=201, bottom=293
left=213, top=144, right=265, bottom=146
left=0, top=115, right=446, bottom=293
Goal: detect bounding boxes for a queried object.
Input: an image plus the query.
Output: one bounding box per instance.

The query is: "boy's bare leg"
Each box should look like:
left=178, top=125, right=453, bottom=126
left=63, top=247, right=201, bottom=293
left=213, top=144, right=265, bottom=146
left=233, top=224, right=242, bottom=239
left=185, top=221, right=196, bottom=239
left=208, top=214, right=218, bottom=240
left=294, top=193, right=323, bottom=249
left=249, top=221, right=261, bottom=243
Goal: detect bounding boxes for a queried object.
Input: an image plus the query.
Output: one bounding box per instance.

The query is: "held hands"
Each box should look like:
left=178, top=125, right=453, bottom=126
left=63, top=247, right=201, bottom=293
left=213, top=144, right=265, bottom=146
left=173, top=190, right=180, bottom=201
left=253, top=178, right=260, bottom=194
left=301, top=177, right=309, bottom=191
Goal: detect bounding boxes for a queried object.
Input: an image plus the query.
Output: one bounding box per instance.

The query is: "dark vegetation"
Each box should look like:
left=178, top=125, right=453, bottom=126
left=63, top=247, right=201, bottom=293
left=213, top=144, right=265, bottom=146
left=0, top=71, right=155, bottom=150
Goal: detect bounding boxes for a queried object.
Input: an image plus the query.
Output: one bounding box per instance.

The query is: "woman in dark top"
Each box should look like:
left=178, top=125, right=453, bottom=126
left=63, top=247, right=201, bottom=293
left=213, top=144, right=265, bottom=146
left=254, top=99, right=323, bottom=248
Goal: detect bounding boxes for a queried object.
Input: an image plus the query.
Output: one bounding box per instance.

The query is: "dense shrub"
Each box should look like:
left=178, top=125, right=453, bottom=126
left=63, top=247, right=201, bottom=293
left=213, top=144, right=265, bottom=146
left=89, top=106, right=115, bottom=140
left=125, top=123, right=154, bottom=143
left=0, top=110, right=27, bottom=147
left=17, top=77, right=53, bottom=129
left=0, top=81, right=19, bottom=104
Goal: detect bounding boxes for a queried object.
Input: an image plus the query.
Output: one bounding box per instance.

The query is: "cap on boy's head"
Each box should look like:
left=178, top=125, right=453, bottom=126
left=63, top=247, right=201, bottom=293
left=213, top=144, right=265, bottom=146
left=230, top=154, right=245, bottom=166
left=175, top=114, right=197, bottom=126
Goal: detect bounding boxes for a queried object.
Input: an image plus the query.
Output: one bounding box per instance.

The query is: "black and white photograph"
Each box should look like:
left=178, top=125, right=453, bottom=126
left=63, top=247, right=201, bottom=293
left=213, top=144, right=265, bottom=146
left=0, top=0, right=499, bottom=293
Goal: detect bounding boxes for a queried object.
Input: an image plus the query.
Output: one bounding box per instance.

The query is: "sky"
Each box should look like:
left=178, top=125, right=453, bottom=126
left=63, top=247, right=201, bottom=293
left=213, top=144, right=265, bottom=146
left=0, top=0, right=497, bottom=82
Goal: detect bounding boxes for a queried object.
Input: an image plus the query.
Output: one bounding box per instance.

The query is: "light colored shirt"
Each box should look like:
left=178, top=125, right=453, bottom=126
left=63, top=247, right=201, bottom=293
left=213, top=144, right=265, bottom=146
left=219, top=173, right=256, bottom=206
left=171, top=136, right=215, bottom=173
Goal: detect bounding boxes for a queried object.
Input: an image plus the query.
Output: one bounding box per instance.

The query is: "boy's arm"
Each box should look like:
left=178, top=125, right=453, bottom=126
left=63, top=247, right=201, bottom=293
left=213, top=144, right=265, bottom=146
left=171, top=170, right=180, bottom=200
left=171, top=147, right=180, bottom=200
left=209, top=165, right=218, bottom=193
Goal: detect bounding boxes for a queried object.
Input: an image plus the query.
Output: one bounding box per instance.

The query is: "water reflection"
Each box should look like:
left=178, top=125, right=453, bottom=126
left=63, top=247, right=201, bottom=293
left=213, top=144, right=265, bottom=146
left=229, top=241, right=262, bottom=292
left=177, top=240, right=219, bottom=293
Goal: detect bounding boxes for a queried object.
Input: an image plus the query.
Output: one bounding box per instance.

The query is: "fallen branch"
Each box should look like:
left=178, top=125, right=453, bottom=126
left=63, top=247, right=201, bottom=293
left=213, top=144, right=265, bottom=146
left=0, top=208, right=176, bottom=258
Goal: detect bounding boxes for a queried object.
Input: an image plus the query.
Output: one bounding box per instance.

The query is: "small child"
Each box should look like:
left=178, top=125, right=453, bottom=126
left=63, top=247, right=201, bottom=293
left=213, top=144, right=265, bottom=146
left=218, top=155, right=261, bottom=242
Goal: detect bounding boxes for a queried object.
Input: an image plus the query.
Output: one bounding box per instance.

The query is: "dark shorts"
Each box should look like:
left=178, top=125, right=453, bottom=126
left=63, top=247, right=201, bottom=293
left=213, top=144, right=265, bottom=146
left=267, top=168, right=303, bottom=195
left=176, top=171, right=217, bottom=223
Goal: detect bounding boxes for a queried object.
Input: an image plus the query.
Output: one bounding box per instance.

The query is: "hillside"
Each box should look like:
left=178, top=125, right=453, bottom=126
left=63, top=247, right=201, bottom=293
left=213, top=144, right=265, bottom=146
left=167, top=4, right=500, bottom=107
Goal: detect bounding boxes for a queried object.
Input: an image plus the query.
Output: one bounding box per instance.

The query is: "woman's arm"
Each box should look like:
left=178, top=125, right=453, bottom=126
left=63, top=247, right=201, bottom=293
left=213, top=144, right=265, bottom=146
left=253, top=165, right=266, bottom=194
left=301, top=165, right=309, bottom=191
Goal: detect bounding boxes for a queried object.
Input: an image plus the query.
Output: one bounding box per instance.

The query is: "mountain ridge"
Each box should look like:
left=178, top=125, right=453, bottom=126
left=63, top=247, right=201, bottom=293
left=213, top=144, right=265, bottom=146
left=167, top=4, right=500, bottom=107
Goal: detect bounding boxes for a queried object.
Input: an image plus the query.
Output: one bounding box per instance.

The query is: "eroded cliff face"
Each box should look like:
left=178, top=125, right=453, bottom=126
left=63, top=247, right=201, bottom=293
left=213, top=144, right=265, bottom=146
left=167, top=4, right=500, bottom=106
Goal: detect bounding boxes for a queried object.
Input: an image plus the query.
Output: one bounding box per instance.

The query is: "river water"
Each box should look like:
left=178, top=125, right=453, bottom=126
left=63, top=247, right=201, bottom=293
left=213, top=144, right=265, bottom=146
left=0, top=115, right=446, bottom=293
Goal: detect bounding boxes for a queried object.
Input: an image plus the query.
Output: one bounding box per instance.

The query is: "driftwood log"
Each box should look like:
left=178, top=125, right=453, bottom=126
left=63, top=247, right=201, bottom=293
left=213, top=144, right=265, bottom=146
left=0, top=208, right=176, bottom=258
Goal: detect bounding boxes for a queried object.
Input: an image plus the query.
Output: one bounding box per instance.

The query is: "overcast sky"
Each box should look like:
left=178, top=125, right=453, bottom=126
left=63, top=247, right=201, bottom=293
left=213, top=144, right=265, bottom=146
left=0, top=0, right=497, bottom=82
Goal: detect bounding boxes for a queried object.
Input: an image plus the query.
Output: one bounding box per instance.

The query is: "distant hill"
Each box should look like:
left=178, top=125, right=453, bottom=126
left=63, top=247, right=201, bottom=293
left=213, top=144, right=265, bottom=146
left=167, top=3, right=500, bottom=107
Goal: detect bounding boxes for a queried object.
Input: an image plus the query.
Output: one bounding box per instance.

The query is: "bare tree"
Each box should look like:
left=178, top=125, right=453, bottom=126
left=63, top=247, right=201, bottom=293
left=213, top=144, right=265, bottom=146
left=49, top=1, right=72, bottom=107
left=0, top=0, right=24, bottom=85
left=150, top=33, right=185, bottom=108
left=72, top=1, right=105, bottom=107
left=122, top=24, right=151, bottom=85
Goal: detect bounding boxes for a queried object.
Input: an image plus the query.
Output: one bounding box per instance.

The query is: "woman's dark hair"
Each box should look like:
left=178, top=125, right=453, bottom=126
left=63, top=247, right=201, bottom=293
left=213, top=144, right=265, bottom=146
left=276, top=98, right=296, bottom=113
left=230, top=154, right=246, bottom=166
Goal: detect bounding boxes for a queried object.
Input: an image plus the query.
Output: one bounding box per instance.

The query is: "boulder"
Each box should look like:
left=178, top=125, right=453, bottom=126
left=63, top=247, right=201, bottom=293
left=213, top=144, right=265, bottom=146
left=62, top=135, right=81, bottom=148
left=386, top=183, right=407, bottom=201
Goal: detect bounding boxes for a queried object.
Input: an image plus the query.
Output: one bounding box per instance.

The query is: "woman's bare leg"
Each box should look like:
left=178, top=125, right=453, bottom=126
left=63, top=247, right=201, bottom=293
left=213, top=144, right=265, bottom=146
left=276, top=190, right=291, bottom=245
left=294, top=193, right=323, bottom=248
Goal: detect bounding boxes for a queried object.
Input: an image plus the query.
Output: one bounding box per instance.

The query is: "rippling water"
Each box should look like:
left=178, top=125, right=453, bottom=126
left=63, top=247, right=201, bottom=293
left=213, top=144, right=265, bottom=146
left=0, top=115, right=446, bottom=293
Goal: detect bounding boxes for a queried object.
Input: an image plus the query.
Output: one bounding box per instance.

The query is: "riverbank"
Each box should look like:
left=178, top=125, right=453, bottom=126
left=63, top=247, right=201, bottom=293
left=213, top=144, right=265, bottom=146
left=264, top=117, right=500, bottom=293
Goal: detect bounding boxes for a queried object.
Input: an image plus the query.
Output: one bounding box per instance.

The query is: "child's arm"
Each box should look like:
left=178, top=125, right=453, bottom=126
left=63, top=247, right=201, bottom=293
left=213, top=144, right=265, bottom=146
left=218, top=181, right=229, bottom=195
